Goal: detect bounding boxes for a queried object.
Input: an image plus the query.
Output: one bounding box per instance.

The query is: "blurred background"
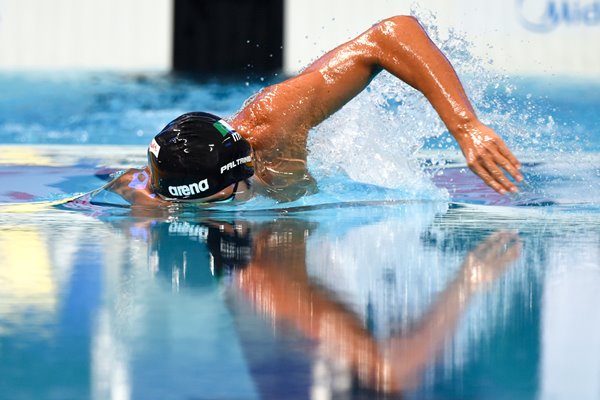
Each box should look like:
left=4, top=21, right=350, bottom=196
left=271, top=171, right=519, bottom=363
left=1, top=0, right=599, bottom=77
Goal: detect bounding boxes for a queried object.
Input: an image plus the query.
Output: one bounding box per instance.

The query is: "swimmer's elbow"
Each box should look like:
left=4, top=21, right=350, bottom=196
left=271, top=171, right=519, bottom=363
left=380, top=15, right=422, bottom=30
left=373, top=15, right=425, bottom=42
left=370, top=15, right=431, bottom=72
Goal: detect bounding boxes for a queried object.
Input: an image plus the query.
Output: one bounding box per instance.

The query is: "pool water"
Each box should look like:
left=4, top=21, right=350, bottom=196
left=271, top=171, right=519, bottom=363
left=0, top=66, right=599, bottom=400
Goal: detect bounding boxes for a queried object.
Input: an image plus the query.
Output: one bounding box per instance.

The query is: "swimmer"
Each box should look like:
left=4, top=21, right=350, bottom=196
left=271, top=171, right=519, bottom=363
left=107, top=16, right=523, bottom=206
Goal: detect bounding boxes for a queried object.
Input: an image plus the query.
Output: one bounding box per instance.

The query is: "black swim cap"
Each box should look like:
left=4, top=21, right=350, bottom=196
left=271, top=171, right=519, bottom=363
left=148, top=112, right=254, bottom=200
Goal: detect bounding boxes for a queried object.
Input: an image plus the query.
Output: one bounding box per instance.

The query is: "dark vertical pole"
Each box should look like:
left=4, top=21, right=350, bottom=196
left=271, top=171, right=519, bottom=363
left=173, top=0, right=284, bottom=75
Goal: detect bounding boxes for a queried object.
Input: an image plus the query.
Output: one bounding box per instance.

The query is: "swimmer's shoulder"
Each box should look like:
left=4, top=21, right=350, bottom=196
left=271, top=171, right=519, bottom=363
left=231, top=104, right=317, bottom=202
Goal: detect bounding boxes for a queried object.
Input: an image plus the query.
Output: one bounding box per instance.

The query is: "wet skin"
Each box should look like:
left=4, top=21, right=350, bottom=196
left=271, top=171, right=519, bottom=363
left=113, top=16, right=523, bottom=205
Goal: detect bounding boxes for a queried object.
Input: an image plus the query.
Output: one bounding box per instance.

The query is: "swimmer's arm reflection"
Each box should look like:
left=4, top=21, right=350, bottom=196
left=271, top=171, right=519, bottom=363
left=383, top=231, right=522, bottom=387
left=234, top=230, right=521, bottom=392
left=233, top=16, right=522, bottom=194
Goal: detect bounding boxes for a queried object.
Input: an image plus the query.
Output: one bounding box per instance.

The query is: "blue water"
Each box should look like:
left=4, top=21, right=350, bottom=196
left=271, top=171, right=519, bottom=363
left=0, top=72, right=260, bottom=145
left=0, top=67, right=599, bottom=400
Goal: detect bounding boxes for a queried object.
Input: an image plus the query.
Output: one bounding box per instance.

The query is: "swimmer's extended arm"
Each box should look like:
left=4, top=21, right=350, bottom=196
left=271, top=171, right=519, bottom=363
left=235, top=16, right=522, bottom=194
left=105, top=168, right=167, bottom=207
left=365, top=16, right=523, bottom=194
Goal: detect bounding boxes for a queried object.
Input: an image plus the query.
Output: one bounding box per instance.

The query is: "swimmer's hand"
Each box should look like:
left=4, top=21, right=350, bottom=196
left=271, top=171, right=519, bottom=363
left=453, top=122, right=523, bottom=194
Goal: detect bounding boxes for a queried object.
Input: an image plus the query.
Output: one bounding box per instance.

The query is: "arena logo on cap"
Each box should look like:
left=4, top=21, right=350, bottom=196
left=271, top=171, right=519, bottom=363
left=220, top=155, right=252, bottom=174
left=168, top=179, right=209, bottom=197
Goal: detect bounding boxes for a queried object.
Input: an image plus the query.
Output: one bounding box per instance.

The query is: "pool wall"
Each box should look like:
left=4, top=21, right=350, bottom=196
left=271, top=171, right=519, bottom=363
left=0, top=0, right=599, bottom=77
left=0, top=0, right=173, bottom=70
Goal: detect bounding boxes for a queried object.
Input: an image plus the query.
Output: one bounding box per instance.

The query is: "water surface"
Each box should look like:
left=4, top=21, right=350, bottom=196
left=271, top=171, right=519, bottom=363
left=0, top=62, right=599, bottom=399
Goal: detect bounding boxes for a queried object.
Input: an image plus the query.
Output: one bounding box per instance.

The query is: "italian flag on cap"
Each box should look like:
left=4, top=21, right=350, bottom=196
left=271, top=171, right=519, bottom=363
left=213, top=119, right=236, bottom=137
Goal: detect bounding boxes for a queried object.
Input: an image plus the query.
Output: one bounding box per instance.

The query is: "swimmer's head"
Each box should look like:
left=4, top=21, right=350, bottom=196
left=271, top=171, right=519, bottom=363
left=148, top=112, right=254, bottom=200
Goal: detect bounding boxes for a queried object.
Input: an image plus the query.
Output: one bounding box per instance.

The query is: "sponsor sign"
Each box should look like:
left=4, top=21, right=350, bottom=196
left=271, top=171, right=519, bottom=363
left=517, top=0, right=600, bottom=32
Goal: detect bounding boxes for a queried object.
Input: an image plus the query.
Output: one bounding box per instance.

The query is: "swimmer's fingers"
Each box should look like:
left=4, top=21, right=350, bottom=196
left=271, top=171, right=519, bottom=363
left=467, top=157, right=507, bottom=194
left=492, top=138, right=523, bottom=182
left=496, top=139, right=522, bottom=170
left=491, top=150, right=523, bottom=185
left=480, top=154, right=518, bottom=193
left=457, top=122, right=524, bottom=194
left=466, top=142, right=520, bottom=194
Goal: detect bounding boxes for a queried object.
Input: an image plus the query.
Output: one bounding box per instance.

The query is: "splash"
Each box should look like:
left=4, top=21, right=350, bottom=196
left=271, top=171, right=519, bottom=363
left=307, top=7, right=582, bottom=201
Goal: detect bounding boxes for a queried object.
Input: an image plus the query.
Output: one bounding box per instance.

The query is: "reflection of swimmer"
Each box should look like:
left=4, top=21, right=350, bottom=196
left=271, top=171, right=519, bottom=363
left=232, top=229, right=521, bottom=394
left=107, top=16, right=522, bottom=206
left=117, top=215, right=521, bottom=394
left=144, top=219, right=254, bottom=288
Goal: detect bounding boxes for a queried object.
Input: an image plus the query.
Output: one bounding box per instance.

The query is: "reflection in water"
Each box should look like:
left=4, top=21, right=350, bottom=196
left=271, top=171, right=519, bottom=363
left=541, top=239, right=600, bottom=400
left=4, top=203, right=599, bottom=399
left=224, top=219, right=520, bottom=395
left=0, top=229, right=57, bottom=336
left=102, top=204, right=522, bottom=398
left=0, top=211, right=108, bottom=399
